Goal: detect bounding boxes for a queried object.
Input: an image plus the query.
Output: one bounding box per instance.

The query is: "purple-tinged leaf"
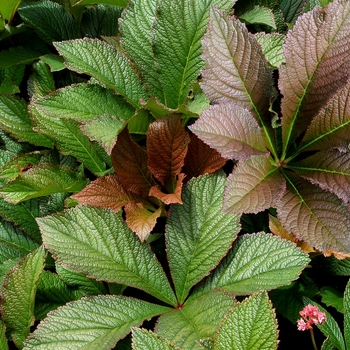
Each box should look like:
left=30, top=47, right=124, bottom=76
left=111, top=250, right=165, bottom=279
left=279, top=0, right=350, bottom=153
left=300, top=80, right=350, bottom=153
left=277, top=172, right=350, bottom=254
left=290, top=150, right=350, bottom=203
left=201, top=8, right=273, bottom=122
left=224, top=156, right=285, bottom=214
left=189, top=103, right=269, bottom=161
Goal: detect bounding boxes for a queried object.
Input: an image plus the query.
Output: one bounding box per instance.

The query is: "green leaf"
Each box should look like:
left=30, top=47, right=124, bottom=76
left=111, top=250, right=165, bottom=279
left=223, top=156, right=285, bottom=214
left=56, top=264, right=107, bottom=296
left=28, top=61, right=55, bottom=100
left=54, top=39, right=148, bottom=108
left=255, top=33, right=285, bottom=69
left=0, top=46, right=45, bottom=69
left=214, top=292, right=278, bottom=350
left=23, top=295, right=170, bottom=350
left=155, top=290, right=235, bottom=350
left=279, top=0, right=350, bottom=153
left=0, top=0, right=22, bottom=21
left=278, top=173, right=350, bottom=254
left=189, top=103, right=269, bottom=161
left=1, top=246, right=46, bottom=349
left=278, top=0, right=306, bottom=24
left=39, top=54, right=65, bottom=72
left=0, top=95, right=54, bottom=148
left=34, top=270, right=81, bottom=319
left=166, top=172, right=240, bottom=303
left=239, top=6, right=276, bottom=29
left=34, top=83, right=135, bottom=121
left=30, top=106, right=106, bottom=175
left=344, top=279, right=350, bottom=349
left=0, top=319, right=8, bottom=350
left=18, top=0, right=81, bottom=44
left=72, top=0, right=128, bottom=7
left=191, top=232, right=310, bottom=298
left=321, top=338, right=337, bottom=350
left=0, top=218, right=40, bottom=263
left=0, top=165, right=89, bottom=204
left=0, top=257, right=21, bottom=285
left=38, top=206, right=177, bottom=306
left=303, top=297, right=346, bottom=350
left=152, top=0, right=233, bottom=108
left=132, top=328, right=179, bottom=350
left=320, top=286, right=344, bottom=313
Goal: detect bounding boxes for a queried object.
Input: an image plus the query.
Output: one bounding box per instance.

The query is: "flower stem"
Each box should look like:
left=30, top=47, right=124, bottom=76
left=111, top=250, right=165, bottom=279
left=310, top=328, right=318, bottom=350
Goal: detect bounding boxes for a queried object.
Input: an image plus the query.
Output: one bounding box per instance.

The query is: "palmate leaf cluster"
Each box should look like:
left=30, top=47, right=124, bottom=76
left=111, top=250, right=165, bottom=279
left=0, top=0, right=349, bottom=349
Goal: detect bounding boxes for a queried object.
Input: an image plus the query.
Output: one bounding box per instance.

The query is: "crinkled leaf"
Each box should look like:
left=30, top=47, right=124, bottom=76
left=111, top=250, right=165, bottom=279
left=300, top=80, right=350, bottom=153
left=155, top=290, right=235, bottom=350
left=38, top=206, right=177, bottom=306
left=278, top=0, right=306, bottom=24
left=182, top=134, right=227, bottom=181
left=23, top=295, right=170, bottom=350
left=166, top=172, right=240, bottom=303
left=0, top=95, right=54, bottom=148
left=344, top=279, right=350, bottom=348
left=201, top=8, right=273, bottom=121
left=320, top=286, right=344, bottom=314
left=0, top=151, right=44, bottom=180
left=290, top=150, right=350, bottom=203
left=152, top=0, right=233, bottom=108
left=322, top=338, right=337, bottom=350
left=40, top=54, right=65, bottom=72
left=215, top=292, right=278, bottom=350
left=72, top=174, right=141, bottom=212
left=223, top=156, right=285, bottom=214
left=28, top=61, right=55, bottom=101
left=35, top=270, right=82, bottom=320
left=303, top=297, right=346, bottom=350
left=189, top=103, right=269, bottom=161
left=0, top=219, right=39, bottom=263
left=132, top=328, right=179, bottom=350
left=18, top=0, right=81, bottom=43
left=278, top=172, right=350, bottom=254
left=0, top=319, right=8, bottom=350
left=255, top=33, right=285, bottom=69
left=34, top=83, right=135, bottom=121
left=82, top=115, right=130, bottom=155
left=239, top=5, right=276, bottom=28
left=269, top=214, right=315, bottom=253
left=0, top=47, right=46, bottom=70
left=125, top=203, right=162, bottom=242
left=119, top=0, right=162, bottom=101
left=30, top=106, right=106, bottom=175
left=111, top=128, right=155, bottom=197
left=147, top=114, right=190, bottom=191
left=279, top=0, right=350, bottom=152
left=0, top=165, right=89, bottom=204
left=192, top=232, right=309, bottom=298
left=1, top=246, right=46, bottom=349
left=54, top=39, right=148, bottom=108
left=55, top=264, right=107, bottom=296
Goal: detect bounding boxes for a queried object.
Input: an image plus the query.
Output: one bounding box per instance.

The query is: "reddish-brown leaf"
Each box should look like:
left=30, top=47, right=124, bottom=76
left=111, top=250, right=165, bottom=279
left=277, top=172, right=350, bottom=254
left=125, top=202, right=162, bottom=242
left=183, top=134, right=227, bottom=181
left=71, top=174, right=141, bottom=211
left=189, top=103, right=269, bottom=161
left=147, top=114, right=190, bottom=192
left=223, top=156, right=285, bottom=214
left=111, top=128, right=155, bottom=197
left=149, top=173, right=185, bottom=205
left=269, top=214, right=315, bottom=254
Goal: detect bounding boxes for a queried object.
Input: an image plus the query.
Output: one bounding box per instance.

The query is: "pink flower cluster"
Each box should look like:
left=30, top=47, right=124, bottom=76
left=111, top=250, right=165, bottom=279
left=297, top=304, right=326, bottom=331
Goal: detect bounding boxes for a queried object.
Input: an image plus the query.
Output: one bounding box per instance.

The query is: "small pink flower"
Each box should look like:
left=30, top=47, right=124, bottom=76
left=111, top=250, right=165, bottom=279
left=297, top=304, right=326, bottom=331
